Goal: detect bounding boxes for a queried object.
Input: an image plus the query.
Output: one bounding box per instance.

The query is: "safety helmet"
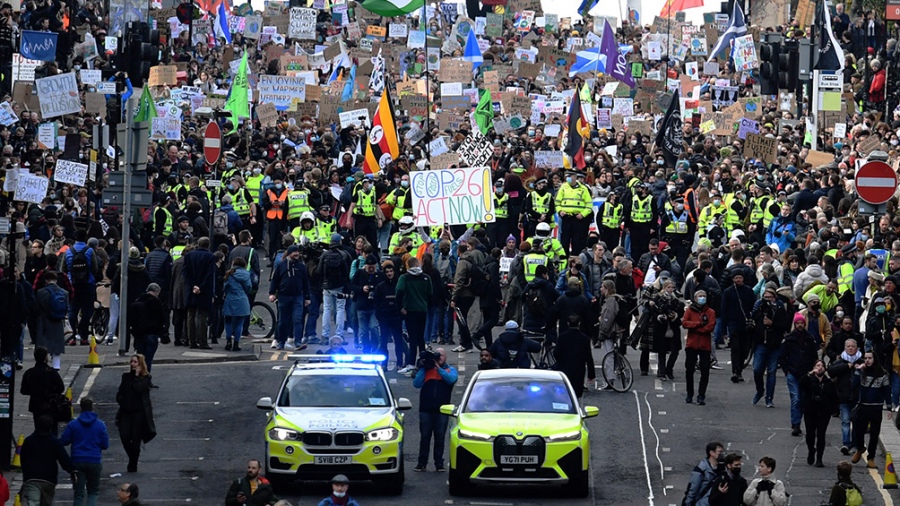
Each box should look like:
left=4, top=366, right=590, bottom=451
left=399, top=216, right=414, bottom=231
left=300, top=211, right=315, bottom=223
left=535, top=222, right=551, bottom=237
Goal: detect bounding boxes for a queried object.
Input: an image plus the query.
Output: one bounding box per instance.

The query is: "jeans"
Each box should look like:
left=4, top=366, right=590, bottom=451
left=321, top=288, right=346, bottom=339
left=405, top=311, right=427, bottom=368
left=418, top=411, right=450, bottom=468
left=69, top=284, right=96, bottom=339
left=225, top=315, right=248, bottom=344
left=853, top=404, right=883, bottom=458
left=73, top=461, right=102, bottom=506
left=425, top=305, right=441, bottom=344
left=753, top=345, right=780, bottom=403
left=303, top=290, right=320, bottom=340
left=891, top=372, right=900, bottom=407
left=21, top=479, right=55, bottom=506
left=839, top=402, right=854, bottom=447
left=276, top=295, right=305, bottom=346
left=186, top=306, right=210, bottom=347
left=786, top=372, right=802, bottom=427
left=378, top=317, right=408, bottom=369
left=357, top=310, right=379, bottom=353
left=106, top=293, right=119, bottom=340
left=134, top=334, right=159, bottom=372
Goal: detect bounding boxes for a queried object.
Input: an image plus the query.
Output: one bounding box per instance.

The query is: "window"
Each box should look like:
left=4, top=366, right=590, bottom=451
left=463, top=378, right=575, bottom=414
left=278, top=374, right=389, bottom=408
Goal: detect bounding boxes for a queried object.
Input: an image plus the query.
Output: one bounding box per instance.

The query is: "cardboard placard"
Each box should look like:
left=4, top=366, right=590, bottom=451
left=440, top=59, right=473, bottom=82
left=257, top=102, right=278, bottom=127
left=743, top=132, right=777, bottom=164
left=805, top=150, right=834, bottom=167
left=149, top=65, right=177, bottom=86
left=857, top=135, right=882, bottom=156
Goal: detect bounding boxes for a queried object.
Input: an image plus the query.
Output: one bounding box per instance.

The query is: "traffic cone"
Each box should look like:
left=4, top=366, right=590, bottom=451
left=66, top=387, right=74, bottom=420
left=13, top=493, right=20, bottom=506
left=11, top=434, right=23, bottom=469
left=885, top=452, right=898, bottom=489
left=85, top=335, right=102, bottom=368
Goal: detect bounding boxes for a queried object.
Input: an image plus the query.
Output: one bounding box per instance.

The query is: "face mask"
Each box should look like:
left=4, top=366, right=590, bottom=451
left=227, top=184, right=235, bottom=191
left=697, top=297, right=707, bottom=305
left=566, top=177, right=574, bottom=184
left=732, top=467, right=742, bottom=477
left=713, top=199, right=721, bottom=206
left=630, top=140, right=637, bottom=146
left=836, top=311, right=845, bottom=318
left=584, top=156, right=592, bottom=163
left=364, top=185, right=371, bottom=192
left=253, top=168, right=262, bottom=175
left=657, top=159, right=664, bottom=165
left=333, top=492, right=346, bottom=498
left=401, top=181, right=409, bottom=188
left=528, top=130, right=535, bottom=137
left=394, top=178, right=401, bottom=184
left=275, top=183, right=284, bottom=190
left=891, top=140, right=898, bottom=146
left=809, top=303, right=819, bottom=310
left=675, top=204, right=685, bottom=212
left=878, top=306, right=887, bottom=314
left=226, top=161, right=234, bottom=169
left=667, top=185, right=676, bottom=193
left=495, top=188, right=503, bottom=195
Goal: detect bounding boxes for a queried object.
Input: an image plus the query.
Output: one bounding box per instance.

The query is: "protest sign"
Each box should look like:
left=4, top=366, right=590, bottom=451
left=440, top=60, right=473, bottom=82
left=338, top=108, right=370, bottom=128
left=36, top=72, right=80, bottom=119
left=12, top=54, right=41, bottom=83
left=54, top=159, right=89, bottom=186
left=257, top=102, right=278, bottom=128
left=15, top=173, right=49, bottom=204
left=743, top=132, right=777, bottom=164
left=596, top=108, right=612, bottom=129
left=149, top=65, right=177, bottom=86
left=79, top=69, right=102, bottom=86
left=534, top=150, right=564, bottom=168
left=732, top=35, right=758, bottom=70
left=737, top=118, right=759, bottom=139
left=37, top=123, right=55, bottom=149
left=244, top=15, right=262, bottom=39
left=258, top=75, right=307, bottom=110
left=430, top=153, right=460, bottom=170
left=389, top=23, right=408, bottom=38
left=833, top=123, right=846, bottom=138
left=20, top=30, right=58, bottom=61
left=289, top=8, right=317, bottom=39
left=409, top=167, right=495, bottom=226
left=805, top=150, right=834, bottom=167
left=458, top=132, right=493, bottom=166
left=0, top=102, right=18, bottom=127
left=857, top=135, right=882, bottom=156
left=429, top=137, right=450, bottom=156
left=151, top=117, right=182, bottom=140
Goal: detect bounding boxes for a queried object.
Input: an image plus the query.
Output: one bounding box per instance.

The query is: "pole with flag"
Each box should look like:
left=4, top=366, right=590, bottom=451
left=564, top=93, right=589, bottom=169
left=463, top=27, right=483, bottom=75
left=474, top=89, right=494, bottom=135
left=223, top=51, right=249, bottom=134
left=214, top=1, right=232, bottom=45
left=133, top=85, right=158, bottom=122
left=363, top=87, right=400, bottom=175
left=813, top=0, right=844, bottom=71
left=599, top=19, right=635, bottom=88
left=708, top=0, right=747, bottom=61
left=653, top=90, right=684, bottom=168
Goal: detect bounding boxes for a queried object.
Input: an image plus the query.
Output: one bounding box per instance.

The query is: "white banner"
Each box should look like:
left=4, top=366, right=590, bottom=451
left=36, top=72, right=81, bottom=119
left=54, top=159, right=89, bottom=186
left=409, top=167, right=496, bottom=227
left=15, top=173, right=49, bottom=204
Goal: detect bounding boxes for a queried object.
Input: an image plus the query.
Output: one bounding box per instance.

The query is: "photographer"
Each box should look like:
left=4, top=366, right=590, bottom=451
left=350, top=255, right=383, bottom=353
left=412, top=348, right=457, bottom=473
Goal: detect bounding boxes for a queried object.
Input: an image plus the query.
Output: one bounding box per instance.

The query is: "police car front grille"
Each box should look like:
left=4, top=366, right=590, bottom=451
left=302, top=432, right=332, bottom=446
left=492, top=435, right=546, bottom=467
left=335, top=432, right=364, bottom=446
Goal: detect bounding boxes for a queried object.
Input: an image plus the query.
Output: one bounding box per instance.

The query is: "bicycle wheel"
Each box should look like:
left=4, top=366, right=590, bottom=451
left=91, top=308, right=109, bottom=339
left=601, top=351, right=634, bottom=392
left=248, top=301, right=277, bottom=340
left=538, top=343, right=556, bottom=370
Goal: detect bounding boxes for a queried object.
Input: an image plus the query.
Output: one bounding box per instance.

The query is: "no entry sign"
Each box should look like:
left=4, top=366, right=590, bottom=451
left=856, top=161, right=898, bottom=205
left=204, top=121, right=222, bottom=166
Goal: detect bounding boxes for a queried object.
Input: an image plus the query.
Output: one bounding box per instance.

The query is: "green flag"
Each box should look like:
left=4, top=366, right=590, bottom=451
left=474, top=89, right=494, bottom=136
left=224, top=52, right=250, bottom=134
left=579, top=82, right=592, bottom=104
left=133, top=85, right=157, bottom=122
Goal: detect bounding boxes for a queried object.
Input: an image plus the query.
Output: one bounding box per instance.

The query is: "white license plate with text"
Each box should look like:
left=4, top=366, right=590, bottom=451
left=314, top=456, right=352, bottom=465
left=499, top=455, right=538, bottom=465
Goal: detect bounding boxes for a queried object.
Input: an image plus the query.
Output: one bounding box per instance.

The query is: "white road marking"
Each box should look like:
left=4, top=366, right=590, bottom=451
left=162, top=437, right=211, bottom=441
left=175, top=401, right=220, bottom=405
left=867, top=468, right=894, bottom=506
left=76, top=367, right=101, bottom=404
left=643, top=393, right=666, bottom=486
left=634, top=390, right=656, bottom=506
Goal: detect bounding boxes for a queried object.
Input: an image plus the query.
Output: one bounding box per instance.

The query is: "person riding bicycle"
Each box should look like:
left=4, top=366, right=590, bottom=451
left=522, top=264, right=558, bottom=336
left=489, top=321, right=541, bottom=369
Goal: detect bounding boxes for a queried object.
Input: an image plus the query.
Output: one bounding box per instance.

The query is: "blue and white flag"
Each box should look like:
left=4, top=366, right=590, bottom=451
left=329, top=51, right=351, bottom=83
left=708, top=0, right=747, bottom=60
left=20, top=30, right=58, bottom=62
left=214, top=1, right=232, bottom=44
left=462, top=28, right=483, bottom=74
left=568, top=47, right=607, bottom=77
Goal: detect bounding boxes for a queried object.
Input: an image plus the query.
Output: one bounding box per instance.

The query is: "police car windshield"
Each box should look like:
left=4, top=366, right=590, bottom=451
left=463, top=378, right=576, bottom=414
left=279, top=374, right=390, bottom=408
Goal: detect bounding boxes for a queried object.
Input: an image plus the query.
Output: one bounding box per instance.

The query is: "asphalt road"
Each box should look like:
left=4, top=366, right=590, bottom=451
left=60, top=346, right=900, bottom=506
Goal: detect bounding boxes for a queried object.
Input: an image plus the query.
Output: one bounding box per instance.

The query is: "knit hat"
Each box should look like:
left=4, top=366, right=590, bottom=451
left=128, top=247, right=140, bottom=259
left=806, top=293, right=820, bottom=302
left=869, top=271, right=886, bottom=282
left=504, top=320, right=519, bottom=330
left=365, top=255, right=378, bottom=265
left=793, top=313, right=806, bottom=324
left=285, top=245, right=300, bottom=256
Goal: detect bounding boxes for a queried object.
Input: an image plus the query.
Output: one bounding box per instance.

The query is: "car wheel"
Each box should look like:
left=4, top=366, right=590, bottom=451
left=569, top=467, right=590, bottom=498
left=448, top=467, right=468, bottom=496
left=380, top=459, right=404, bottom=495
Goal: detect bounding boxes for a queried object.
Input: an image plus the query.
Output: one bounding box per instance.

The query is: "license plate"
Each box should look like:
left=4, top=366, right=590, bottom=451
left=499, top=455, right=538, bottom=465
left=314, top=456, right=352, bottom=465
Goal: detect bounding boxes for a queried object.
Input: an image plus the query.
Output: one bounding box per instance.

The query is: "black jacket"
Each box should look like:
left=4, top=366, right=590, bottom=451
left=130, top=292, right=167, bottom=337
left=21, top=431, right=73, bottom=484
left=708, top=470, right=748, bottom=506
left=225, top=476, right=278, bottom=506
left=554, top=328, right=595, bottom=397
left=351, top=269, right=384, bottom=312
left=489, top=330, right=541, bottom=369
left=828, top=355, right=863, bottom=403
left=522, top=277, right=558, bottom=333
left=143, top=248, right=173, bottom=296
left=800, top=372, right=839, bottom=414
left=779, top=330, right=819, bottom=377
left=20, top=363, right=64, bottom=415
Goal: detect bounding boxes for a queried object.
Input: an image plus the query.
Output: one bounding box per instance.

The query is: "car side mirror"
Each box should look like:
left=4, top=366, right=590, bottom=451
left=583, top=406, right=599, bottom=418
left=440, top=404, right=456, bottom=416
left=256, top=397, right=274, bottom=410
left=396, top=398, right=412, bottom=410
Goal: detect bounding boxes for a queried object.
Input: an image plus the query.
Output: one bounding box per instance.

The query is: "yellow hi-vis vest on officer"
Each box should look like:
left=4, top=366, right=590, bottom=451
left=530, top=191, right=552, bottom=214
left=697, top=204, right=727, bottom=237
left=231, top=190, right=251, bottom=217
left=664, top=203, right=689, bottom=235
left=355, top=188, right=376, bottom=217
left=316, top=219, right=336, bottom=245
left=171, top=245, right=186, bottom=262
left=291, top=225, right=319, bottom=244
left=750, top=196, right=774, bottom=227
left=523, top=253, right=548, bottom=282
left=600, top=202, right=622, bottom=229
left=245, top=174, right=264, bottom=204
left=386, top=187, right=411, bottom=221
left=631, top=194, right=653, bottom=223
left=837, top=259, right=855, bottom=296
left=555, top=183, right=592, bottom=217
left=154, top=206, right=174, bottom=236
left=287, top=189, right=312, bottom=220
left=389, top=230, right=426, bottom=252
left=528, top=236, right=567, bottom=272
left=494, top=193, right=509, bottom=218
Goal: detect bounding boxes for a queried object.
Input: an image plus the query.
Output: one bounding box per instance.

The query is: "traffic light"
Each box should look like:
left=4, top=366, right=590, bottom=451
left=778, top=40, right=800, bottom=91
left=758, top=41, right=780, bottom=96
left=126, top=23, right=159, bottom=88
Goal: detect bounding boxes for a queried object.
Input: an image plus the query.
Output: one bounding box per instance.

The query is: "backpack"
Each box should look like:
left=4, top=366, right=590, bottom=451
left=463, top=258, right=490, bottom=293
left=69, top=247, right=90, bottom=285
left=323, top=250, right=346, bottom=286
left=681, top=465, right=716, bottom=506
left=213, top=209, right=229, bottom=236
left=46, top=285, right=68, bottom=320
left=614, top=295, right=631, bottom=330
left=840, top=482, right=862, bottom=506
left=246, top=249, right=259, bottom=290
left=525, top=285, right=546, bottom=317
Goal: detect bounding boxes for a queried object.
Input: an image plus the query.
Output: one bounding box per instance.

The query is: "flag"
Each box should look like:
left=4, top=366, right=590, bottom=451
left=214, top=1, right=232, bottom=44
left=659, top=0, right=703, bottom=17
left=341, top=64, right=357, bottom=102
left=814, top=0, right=844, bottom=71
left=708, top=0, right=746, bottom=60
left=654, top=90, right=683, bottom=168
left=133, top=86, right=158, bottom=122
left=462, top=28, right=483, bottom=74
left=564, top=93, right=589, bottom=169
left=329, top=51, right=351, bottom=83
left=363, top=87, right=400, bottom=175
left=370, top=51, right=385, bottom=94
left=360, top=0, right=425, bottom=17
left=224, top=52, right=249, bottom=134
left=577, top=0, right=600, bottom=17
left=568, top=47, right=606, bottom=77
left=627, top=0, right=641, bottom=24
left=20, top=31, right=58, bottom=61
left=474, top=89, right=494, bottom=135
left=599, top=19, right=635, bottom=88
left=580, top=82, right=592, bottom=103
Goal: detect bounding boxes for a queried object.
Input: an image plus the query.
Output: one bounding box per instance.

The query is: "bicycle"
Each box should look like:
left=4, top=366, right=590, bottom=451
left=600, top=331, right=634, bottom=393
left=524, top=330, right=556, bottom=370
left=91, top=281, right=111, bottom=340
left=248, top=300, right=277, bottom=340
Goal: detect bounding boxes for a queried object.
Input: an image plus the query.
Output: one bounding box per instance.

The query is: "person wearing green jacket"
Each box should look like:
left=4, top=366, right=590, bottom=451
left=397, top=257, right=434, bottom=377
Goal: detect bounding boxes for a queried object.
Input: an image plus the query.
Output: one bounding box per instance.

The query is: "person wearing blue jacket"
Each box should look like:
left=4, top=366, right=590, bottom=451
left=59, top=398, right=109, bottom=506
left=766, top=204, right=797, bottom=254
left=412, top=348, right=458, bottom=472
left=222, top=257, right=252, bottom=352
left=268, top=245, right=311, bottom=351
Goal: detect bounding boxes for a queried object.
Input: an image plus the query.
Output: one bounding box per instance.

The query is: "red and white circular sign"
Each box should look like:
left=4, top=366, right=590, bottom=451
left=204, top=121, right=222, bottom=166
left=856, top=161, right=898, bottom=205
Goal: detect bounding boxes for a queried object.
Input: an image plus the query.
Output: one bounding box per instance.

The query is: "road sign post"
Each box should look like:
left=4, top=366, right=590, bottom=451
left=204, top=121, right=222, bottom=166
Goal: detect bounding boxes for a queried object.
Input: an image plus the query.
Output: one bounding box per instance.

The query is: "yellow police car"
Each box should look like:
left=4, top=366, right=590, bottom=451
left=440, top=369, right=599, bottom=497
left=256, top=355, right=411, bottom=494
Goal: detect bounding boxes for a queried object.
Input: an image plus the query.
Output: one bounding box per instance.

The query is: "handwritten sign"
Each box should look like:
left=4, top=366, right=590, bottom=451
left=743, top=132, right=777, bottom=164
left=15, top=173, right=49, bottom=204
left=54, top=159, right=89, bottom=186
left=258, top=75, right=306, bottom=111
left=737, top=118, right=759, bottom=140
left=410, top=167, right=495, bottom=227
left=289, top=8, right=317, bottom=39
left=148, top=65, right=177, bottom=86
left=534, top=150, right=564, bottom=169
left=458, top=132, right=493, bottom=166
left=36, top=72, right=80, bottom=119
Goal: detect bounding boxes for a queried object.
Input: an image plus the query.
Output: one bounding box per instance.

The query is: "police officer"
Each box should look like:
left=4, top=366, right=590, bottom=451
left=837, top=243, right=858, bottom=318
left=555, top=170, right=594, bottom=256
left=152, top=196, right=176, bottom=238
left=353, top=176, right=381, bottom=254
left=747, top=185, right=777, bottom=246
left=523, top=241, right=551, bottom=283
left=291, top=211, right=319, bottom=244
left=315, top=204, right=337, bottom=247
left=529, top=223, right=567, bottom=272
left=596, top=191, right=623, bottom=250
left=487, top=180, right=509, bottom=249
left=520, top=178, right=555, bottom=238
left=698, top=190, right=729, bottom=239
left=286, top=178, right=313, bottom=230
left=385, top=173, right=412, bottom=229
left=389, top=216, right=428, bottom=253
left=625, top=183, right=657, bottom=262
left=661, top=196, right=692, bottom=271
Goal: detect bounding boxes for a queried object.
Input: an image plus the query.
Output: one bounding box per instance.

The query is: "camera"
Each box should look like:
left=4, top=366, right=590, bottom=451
left=336, top=292, right=353, bottom=300
left=418, top=350, right=440, bottom=370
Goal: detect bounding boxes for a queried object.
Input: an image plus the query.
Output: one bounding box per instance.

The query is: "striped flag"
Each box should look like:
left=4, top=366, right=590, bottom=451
left=564, top=93, right=589, bottom=169
left=363, top=87, right=400, bottom=175
left=708, top=0, right=747, bottom=60
left=360, top=0, right=425, bottom=16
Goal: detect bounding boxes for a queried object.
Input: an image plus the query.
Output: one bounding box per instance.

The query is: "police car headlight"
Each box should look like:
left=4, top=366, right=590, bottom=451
left=458, top=429, right=494, bottom=441
left=269, top=427, right=301, bottom=441
left=546, top=430, right=582, bottom=442
left=365, top=427, right=399, bottom=441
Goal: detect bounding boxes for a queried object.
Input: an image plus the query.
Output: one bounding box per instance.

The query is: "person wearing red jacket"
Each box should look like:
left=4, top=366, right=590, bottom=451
left=869, top=59, right=886, bottom=106
left=682, top=290, right=717, bottom=406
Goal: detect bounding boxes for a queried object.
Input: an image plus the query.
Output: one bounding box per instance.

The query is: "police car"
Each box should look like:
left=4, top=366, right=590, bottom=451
left=256, top=355, right=411, bottom=494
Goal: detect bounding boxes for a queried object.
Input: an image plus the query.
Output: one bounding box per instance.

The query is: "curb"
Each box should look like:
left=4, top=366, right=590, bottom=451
left=98, top=344, right=262, bottom=367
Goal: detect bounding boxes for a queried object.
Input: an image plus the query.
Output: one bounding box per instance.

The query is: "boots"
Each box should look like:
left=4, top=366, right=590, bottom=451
left=224, top=339, right=233, bottom=351
left=867, top=459, right=877, bottom=469
left=807, top=448, right=815, bottom=465
left=852, top=450, right=864, bottom=464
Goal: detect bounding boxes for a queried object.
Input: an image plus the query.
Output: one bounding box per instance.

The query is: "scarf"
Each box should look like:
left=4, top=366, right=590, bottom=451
left=841, top=350, right=862, bottom=363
